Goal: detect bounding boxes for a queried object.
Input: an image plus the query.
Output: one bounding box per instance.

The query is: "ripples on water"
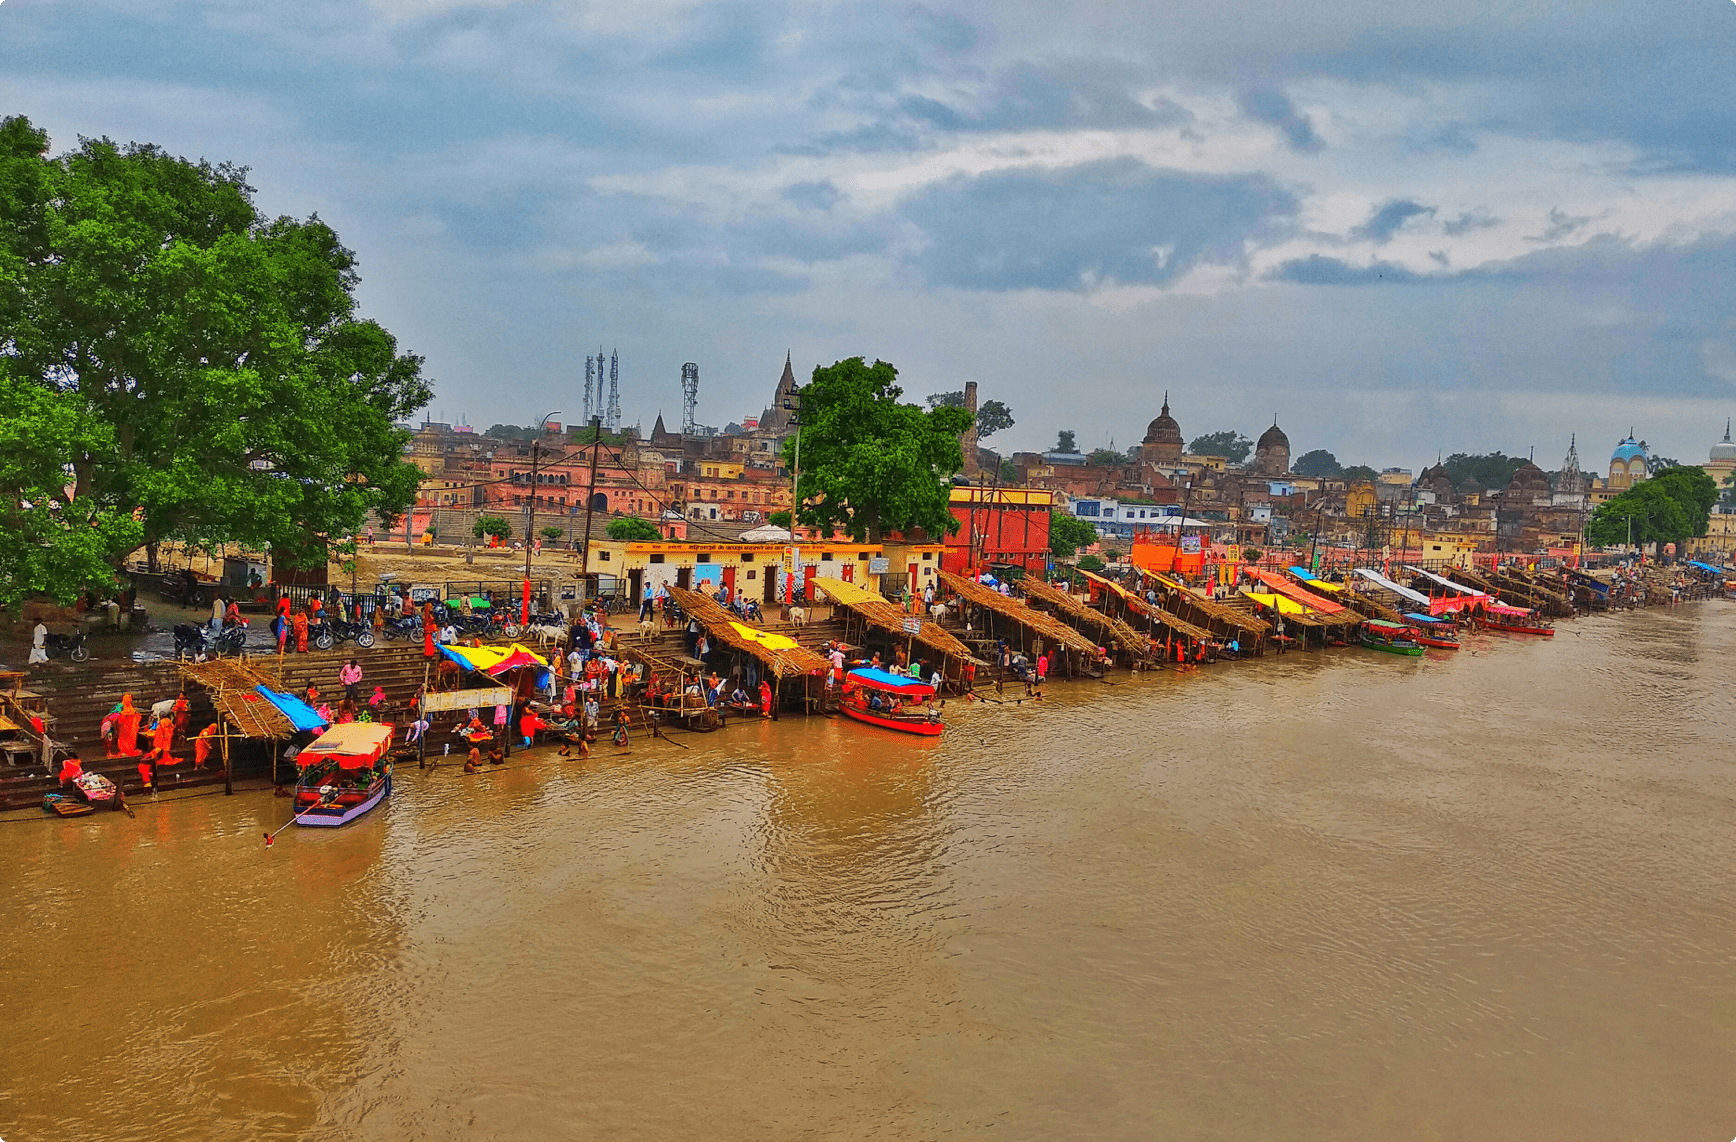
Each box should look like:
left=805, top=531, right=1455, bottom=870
left=3, top=607, right=1735, bottom=1140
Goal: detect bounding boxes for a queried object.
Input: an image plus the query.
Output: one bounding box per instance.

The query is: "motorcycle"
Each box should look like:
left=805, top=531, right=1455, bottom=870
left=41, top=630, right=90, bottom=663
left=174, top=620, right=249, bottom=660
left=316, top=618, right=376, bottom=650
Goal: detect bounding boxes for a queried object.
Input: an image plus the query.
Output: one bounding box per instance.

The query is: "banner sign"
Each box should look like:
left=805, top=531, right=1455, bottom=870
left=421, top=686, right=512, bottom=714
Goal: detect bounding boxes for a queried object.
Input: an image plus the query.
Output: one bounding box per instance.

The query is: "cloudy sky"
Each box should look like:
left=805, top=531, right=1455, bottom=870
left=6, top=0, right=1736, bottom=472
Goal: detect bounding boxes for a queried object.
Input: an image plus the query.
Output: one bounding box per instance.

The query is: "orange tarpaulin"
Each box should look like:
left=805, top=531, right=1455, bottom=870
left=1245, top=568, right=1346, bottom=614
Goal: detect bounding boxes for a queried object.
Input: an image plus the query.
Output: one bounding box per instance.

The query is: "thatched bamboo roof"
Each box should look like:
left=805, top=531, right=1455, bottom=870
left=1075, top=569, right=1215, bottom=643
left=1142, top=572, right=1273, bottom=637
left=809, top=577, right=984, bottom=665
left=665, top=586, right=829, bottom=678
left=1014, top=575, right=1156, bottom=661
left=179, top=659, right=297, bottom=739
left=937, top=572, right=1101, bottom=656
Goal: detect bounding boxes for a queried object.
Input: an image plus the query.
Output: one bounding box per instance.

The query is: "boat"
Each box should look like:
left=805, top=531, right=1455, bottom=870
left=43, top=793, right=95, bottom=818
left=71, top=771, right=121, bottom=808
left=1400, top=613, right=1461, bottom=650
left=1359, top=620, right=1426, bottom=657
left=293, top=723, right=395, bottom=827
left=839, top=667, right=944, bottom=737
left=1480, top=603, right=1554, bottom=636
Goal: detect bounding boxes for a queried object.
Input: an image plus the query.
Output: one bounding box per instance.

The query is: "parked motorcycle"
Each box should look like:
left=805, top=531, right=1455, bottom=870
left=42, top=629, right=90, bottom=663
left=316, top=618, right=376, bottom=650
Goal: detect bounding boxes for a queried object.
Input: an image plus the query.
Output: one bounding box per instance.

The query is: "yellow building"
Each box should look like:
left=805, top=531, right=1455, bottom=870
left=881, top=541, right=948, bottom=599
left=584, top=539, right=883, bottom=604
left=1344, top=479, right=1377, bottom=520
left=1418, top=533, right=1480, bottom=564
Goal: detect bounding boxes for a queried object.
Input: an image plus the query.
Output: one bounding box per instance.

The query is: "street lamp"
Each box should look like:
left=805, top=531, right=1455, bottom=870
left=525, top=409, right=563, bottom=583
left=782, top=389, right=802, bottom=604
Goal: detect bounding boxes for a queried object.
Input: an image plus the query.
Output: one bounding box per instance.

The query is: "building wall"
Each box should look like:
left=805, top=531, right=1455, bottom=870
left=943, top=487, right=1054, bottom=574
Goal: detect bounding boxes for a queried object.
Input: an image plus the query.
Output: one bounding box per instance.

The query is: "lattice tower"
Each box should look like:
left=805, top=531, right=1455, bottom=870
left=583, top=355, right=595, bottom=424
left=681, top=362, right=699, bottom=436
left=606, top=349, right=621, bottom=431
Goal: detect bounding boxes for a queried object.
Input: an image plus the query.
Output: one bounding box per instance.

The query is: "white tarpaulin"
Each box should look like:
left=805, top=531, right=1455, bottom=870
left=1351, top=567, right=1433, bottom=607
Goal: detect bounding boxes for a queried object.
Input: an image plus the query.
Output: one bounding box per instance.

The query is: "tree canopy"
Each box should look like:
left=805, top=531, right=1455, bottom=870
left=605, top=515, right=661, bottom=542
left=1049, top=510, right=1098, bottom=558
left=1086, top=448, right=1125, bottom=466
left=1648, top=466, right=1717, bottom=536
left=1442, top=452, right=1525, bottom=490
left=1292, top=448, right=1342, bottom=477
left=1055, top=429, right=1078, bottom=453
left=1189, top=430, right=1252, bottom=464
left=926, top=391, right=1014, bottom=438
left=784, top=357, right=972, bottom=542
left=1343, top=464, right=1379, bottom=483
left=1587, top=481, right=1690, bottom=555
left=0, top=116, right=430, bottom=595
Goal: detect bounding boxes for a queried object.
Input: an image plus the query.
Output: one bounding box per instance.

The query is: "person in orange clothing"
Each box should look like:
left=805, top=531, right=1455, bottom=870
left=170, top=694, right=190, bottom=740
left=192, top=722, right=219, bottom=770
left=421, top=600, right=436, bottom=658
left=147, top=715, right=175, bottom=769
left=115, top=694, right=141, bottom=756
left=292, top=609, right=310, bottom=653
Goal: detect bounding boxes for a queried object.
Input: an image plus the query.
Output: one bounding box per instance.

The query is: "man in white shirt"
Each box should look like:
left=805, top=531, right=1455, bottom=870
left=29, top=621, right=48, bottom=665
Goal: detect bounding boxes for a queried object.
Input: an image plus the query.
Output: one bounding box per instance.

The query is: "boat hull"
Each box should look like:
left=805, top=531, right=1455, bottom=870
left=1413, top=635, right=1460, bottom=649
left=839, top=703, right=944, bottom=736
left=295, top=777, right=389, bottom=827
left=1359, top=635, right=1425, bottom=657
left=1484, top=621, right=1554, bottom=637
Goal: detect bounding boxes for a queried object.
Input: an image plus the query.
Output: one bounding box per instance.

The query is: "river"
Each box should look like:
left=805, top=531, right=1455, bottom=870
left=3, top=605, right=1734, bottom=1140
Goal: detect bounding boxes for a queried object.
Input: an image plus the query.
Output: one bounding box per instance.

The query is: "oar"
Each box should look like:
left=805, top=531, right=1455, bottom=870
left=265, top=792, right=334, bottom=847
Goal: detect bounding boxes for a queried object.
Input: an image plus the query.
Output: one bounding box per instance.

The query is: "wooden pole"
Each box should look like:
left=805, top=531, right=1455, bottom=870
left=222, top=716, right=233, bottom=796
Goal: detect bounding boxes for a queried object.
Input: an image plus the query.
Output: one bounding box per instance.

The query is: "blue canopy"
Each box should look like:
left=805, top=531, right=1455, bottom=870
left=1689, top=560, right=1724, bottom=574
left=255, top=686, right=329, bottom=731
left=847, top=667, right=934, bottom=694
left=1402, top=612, right=1453, bottom=627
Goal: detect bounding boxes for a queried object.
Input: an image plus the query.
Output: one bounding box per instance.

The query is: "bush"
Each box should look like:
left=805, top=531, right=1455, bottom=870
left=474, top=516, right=511, bottom=540
left=767, top=510, right=793, bottom=528
left=1241, top=547, right=1262, bottom=562
left=605, top=516, right=662, bottom=542
left=1077, top=554, right=1106, bottom=571
left=540, top=526, right=564, bottom=541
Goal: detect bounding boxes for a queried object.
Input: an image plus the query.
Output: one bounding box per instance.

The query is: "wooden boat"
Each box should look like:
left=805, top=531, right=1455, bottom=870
left=1481, top=605, right=1554, bottom=636
left=1359, top=620, right=1425, bottom=657
left=293, top=723, right=394, bottom=827
left=72, top=771, right=121, bottom=808
left=839, top=667, right=944, bottom=737
left=1399, top=614, right=1460, bottom=650
left=44, top=793, right=95, bottom=818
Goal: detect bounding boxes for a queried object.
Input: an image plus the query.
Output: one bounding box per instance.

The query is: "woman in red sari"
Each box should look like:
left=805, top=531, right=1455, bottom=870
left=421, top=600, right=436, bottom=658
left=116, top=694, right=141, bottom=756
left=292, top=609, right=310, bottom=654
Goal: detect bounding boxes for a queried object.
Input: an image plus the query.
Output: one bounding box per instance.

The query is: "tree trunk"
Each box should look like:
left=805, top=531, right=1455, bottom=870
left=146, top=542, right=160, bottom=573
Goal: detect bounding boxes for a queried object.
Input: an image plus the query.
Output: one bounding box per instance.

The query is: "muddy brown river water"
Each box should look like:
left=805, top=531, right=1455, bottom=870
left=3, top=606, right=1734, bottom=1140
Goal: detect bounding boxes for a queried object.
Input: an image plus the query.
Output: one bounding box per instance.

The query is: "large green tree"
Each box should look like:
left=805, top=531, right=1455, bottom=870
left=0, top=116, right=430, bottom=580
left=1587, top=481, right=1690, bottom=556
left=0, top=369, right=144, bottom=607
left=1048, top=510, right=1098, bottom=558
left=1442, top=452, right=1525, bottom=490
left=605, top=515, right=661, bottom=541
left=784, top=357, right=972, bottom=542
left=1649, top=466, right=1717, bottom=537
left=1189, top=430, right=1252, bottom=464
left=1292, top=448, right=1342, bottom=477
left=926, top=391, right=1014, bottom=438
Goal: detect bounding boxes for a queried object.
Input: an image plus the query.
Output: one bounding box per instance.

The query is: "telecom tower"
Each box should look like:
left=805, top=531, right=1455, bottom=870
left=605, top=349, right=621, bottom=431
left=680, top=362, right=699, bottom=436
left=583, top=355, right=595, bottom=424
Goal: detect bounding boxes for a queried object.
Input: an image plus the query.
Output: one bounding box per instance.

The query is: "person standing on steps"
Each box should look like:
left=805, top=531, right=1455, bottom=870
left=340, top=659, right=363, bottom=703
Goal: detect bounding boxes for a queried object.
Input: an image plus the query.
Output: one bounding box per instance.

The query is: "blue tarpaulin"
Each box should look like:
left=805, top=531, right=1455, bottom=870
left=847, top=667, right=934, bottom=693
left=1689, top=560, right=1724, bottom=574
left=255, top=686, right=329, bottom=731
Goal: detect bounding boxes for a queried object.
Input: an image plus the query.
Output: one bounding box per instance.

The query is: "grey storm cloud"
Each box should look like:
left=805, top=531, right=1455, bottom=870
left=1236, top=88, right=1324, bottom=153
left=899, top=158, right=1297, bottom=290
left=1269, top=255, right=1422, bottom=286
left=1352, top=199, right=1436, bottom=244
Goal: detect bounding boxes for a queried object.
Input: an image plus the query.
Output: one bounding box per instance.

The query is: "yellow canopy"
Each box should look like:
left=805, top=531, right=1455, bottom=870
left=809, top=576, right=890, bottom=607
left=1240, top=589, right=1308, bottom=615
left=1302, top=577, right=1343, bottom=592
left=730, top=622, right=800, bottom=651
left=1078, top=568, right=1133, bottom=600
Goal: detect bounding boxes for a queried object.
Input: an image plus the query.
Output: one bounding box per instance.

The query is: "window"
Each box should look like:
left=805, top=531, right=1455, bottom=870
left=599, top=550, right=611, bottom=561
left=650, top=553, right=665, bottom=564
left=857, top=552, right=868, bottom=560
left=741, top=553, right=754, bottom=562
left=922, top=552, right=932, bottom=560
left=697, top=554, right=711, bottom=562
left=821, top=552, right=833, bottom=561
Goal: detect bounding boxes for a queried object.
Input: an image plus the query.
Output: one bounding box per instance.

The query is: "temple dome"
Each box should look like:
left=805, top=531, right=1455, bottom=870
left=1611, top=435, right=1647, bottom=465
left=1143, top=395, right=1182, bottom=446
left=1256, top=422, right=1289, bottom=451
left=1711, top=421, right=1736, bottom=463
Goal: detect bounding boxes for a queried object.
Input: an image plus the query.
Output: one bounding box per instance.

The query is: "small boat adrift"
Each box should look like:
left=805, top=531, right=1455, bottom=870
left=839, top=668, right=944, bottom=737
left=293, top=723, right=395, bottom=827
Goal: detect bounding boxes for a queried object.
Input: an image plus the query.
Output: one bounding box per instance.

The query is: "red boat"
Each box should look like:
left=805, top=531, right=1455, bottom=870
left=839, top=667, right=944, bottom=737
left=1483, top=618, right=1554, bottom=637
